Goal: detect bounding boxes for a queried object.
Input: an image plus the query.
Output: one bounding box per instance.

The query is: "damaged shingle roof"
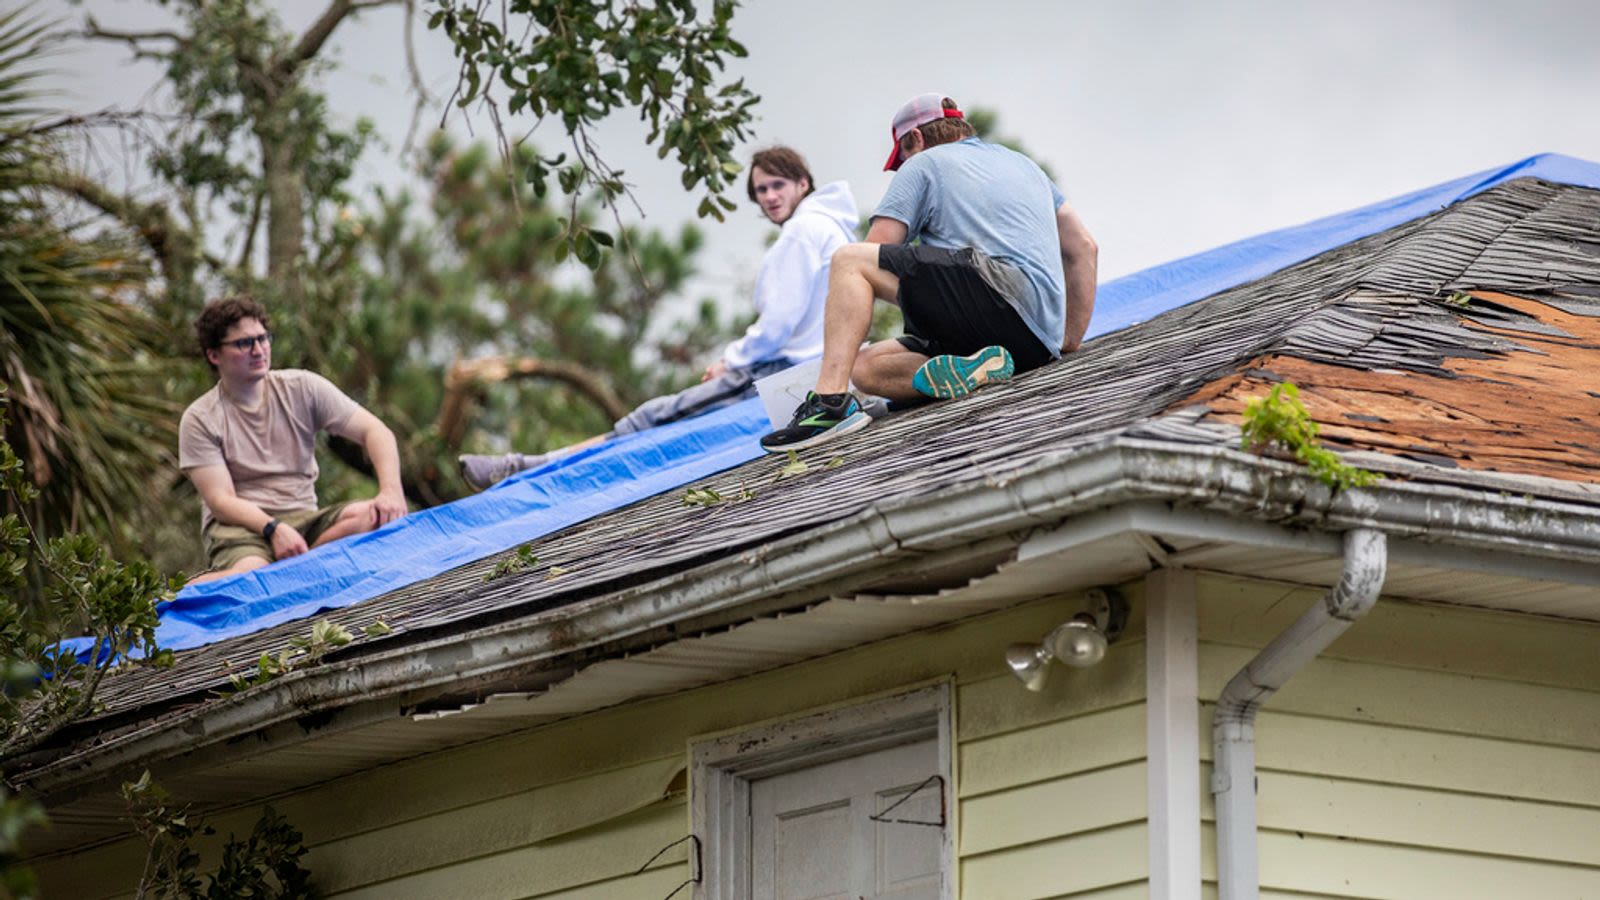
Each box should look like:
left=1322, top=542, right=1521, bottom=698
left=75, top=177, right=1600, bottom=730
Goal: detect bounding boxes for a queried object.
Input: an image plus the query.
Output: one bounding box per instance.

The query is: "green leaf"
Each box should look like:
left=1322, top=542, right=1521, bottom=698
left=778, top=450, right=808, bottom=479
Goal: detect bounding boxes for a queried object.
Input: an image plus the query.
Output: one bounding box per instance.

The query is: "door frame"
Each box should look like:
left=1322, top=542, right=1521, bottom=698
left=690, top=683, right=955, bottom=900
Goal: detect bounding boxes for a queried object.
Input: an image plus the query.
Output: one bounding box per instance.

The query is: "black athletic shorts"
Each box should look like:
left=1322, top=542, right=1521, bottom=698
left=878, top=244, right=1056, bottom=373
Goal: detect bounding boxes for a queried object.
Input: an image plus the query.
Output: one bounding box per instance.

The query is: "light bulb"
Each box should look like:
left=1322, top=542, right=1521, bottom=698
left=1005, top=643, right=1051, bottom=692
left=1045, top=617, right=1107, bottom=668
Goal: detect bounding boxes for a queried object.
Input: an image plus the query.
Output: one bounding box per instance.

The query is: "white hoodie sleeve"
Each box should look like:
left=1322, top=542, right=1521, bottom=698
left=720, top=216, right=830, bottom=370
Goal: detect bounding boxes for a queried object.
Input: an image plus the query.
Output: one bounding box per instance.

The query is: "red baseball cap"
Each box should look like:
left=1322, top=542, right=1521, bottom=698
left=884, top=92, right=965, bottom=171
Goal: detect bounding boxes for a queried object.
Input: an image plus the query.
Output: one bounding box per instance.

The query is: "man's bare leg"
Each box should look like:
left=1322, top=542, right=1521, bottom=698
left=187, top=554, right=270, bottom=585
left=312, top=501, right=381, bottom=548
left=815, top=244, right=901, bottom=394
left=852, top=340, right=931, bottom=402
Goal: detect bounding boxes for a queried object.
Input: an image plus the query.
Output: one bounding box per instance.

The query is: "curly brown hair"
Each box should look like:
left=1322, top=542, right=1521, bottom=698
left=195, top=295, right=269, bottom=372
left=745, top=147, right=815, bottom=203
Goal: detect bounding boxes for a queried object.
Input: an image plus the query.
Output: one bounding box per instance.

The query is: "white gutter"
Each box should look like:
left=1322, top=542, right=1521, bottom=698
left=1211, top=527, right=1388, bottom=900
left=27, top=439, right=1593, bottom=801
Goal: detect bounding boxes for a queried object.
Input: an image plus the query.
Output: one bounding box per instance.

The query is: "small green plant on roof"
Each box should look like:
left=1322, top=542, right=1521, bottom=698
left=484, top=544, right=538, bottom=582
left=226, top=619, right=355, bottom=692
left=123, top=770, right=311, bottom=899
left=775, top=451, right=843, bottom=482
left=288, top=619, right=353, bottom=662
left=1239, top=382, right=1380, bottom=490
left=778, top=451, right=809, bottom=479
left=682, top=483, right=756, bottom=507
left=1444, top=290, right=1473, bottom=307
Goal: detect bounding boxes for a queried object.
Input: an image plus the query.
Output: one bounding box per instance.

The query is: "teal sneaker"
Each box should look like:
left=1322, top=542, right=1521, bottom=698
left=912, top=345, right=1016, bottom=399
left=760, top=391, right=871, bottom=453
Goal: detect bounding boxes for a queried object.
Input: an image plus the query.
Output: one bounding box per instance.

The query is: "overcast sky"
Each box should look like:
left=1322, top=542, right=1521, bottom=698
left=45, top=0, right=1600, bottom=318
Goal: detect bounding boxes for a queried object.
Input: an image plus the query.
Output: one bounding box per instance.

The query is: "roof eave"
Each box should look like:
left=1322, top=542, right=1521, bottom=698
left=23, top=436, right=1600, bottom=802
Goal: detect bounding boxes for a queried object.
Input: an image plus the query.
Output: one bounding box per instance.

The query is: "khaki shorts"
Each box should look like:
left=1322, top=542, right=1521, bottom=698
left=202, top=503, right=350, bottom=572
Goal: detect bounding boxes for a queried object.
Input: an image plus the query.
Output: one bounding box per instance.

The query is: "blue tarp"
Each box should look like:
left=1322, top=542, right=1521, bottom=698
left=1088, top=152, right=1600, bottom=339
left=113, top=152, right=1600, bottom=656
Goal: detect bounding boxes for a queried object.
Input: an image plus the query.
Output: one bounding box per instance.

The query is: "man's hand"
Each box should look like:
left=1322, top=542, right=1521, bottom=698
left=372, top=488, right=407, bottom=526
left=701, top=359, right=730, bottom=383
left=271, top=522, right=310, bottom=560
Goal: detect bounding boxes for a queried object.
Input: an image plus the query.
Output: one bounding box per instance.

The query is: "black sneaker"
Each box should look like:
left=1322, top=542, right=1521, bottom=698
left=760, top=391, right=871, bottom=453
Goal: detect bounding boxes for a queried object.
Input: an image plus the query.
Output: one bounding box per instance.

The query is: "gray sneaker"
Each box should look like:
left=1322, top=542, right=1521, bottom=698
left=458, top=451, right=550, bottom=491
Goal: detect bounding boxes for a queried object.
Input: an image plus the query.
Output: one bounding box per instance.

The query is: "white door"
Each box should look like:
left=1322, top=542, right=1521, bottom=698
left=750, top=737, right=944, bottom=900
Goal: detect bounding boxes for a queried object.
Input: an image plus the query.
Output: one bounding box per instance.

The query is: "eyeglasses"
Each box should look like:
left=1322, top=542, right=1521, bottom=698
left=221, top=332, right=272, bottom=352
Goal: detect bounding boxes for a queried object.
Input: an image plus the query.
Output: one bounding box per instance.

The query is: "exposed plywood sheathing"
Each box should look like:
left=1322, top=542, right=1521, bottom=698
left=1186, top=291, right=1600, bottom=481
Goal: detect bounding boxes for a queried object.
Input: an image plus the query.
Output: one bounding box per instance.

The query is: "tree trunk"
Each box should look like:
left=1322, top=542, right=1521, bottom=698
left=259, top=135, right=305, bottom=284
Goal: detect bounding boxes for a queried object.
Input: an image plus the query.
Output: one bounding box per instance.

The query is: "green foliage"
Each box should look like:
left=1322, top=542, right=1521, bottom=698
left=326, top=134, right=739, bottom=506
left=777, top=450, right=808, bottom=479
left=123, top=773, right=312, bottom=900
left=430, top=0, right=758, bottom=262
left=66, top=1, right=742, bottom=542
left=0, top=397, right=176, bottom=766
left=0, top=7, right=177, bottom=562
left=226, top=619, right=354, bottom=691
left=483, top=543, right=538, bottom=582
left=0, top=649, right=46, bottom=900
left=1239, top=382, right=1379, bottom=490
left=0, top=784, right=45, bottom=900
left=681, top=482, right=754, bottom=507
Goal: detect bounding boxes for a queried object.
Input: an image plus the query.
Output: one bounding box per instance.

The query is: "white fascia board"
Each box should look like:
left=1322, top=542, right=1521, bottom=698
left=26, top=439, right=1600, bottom=800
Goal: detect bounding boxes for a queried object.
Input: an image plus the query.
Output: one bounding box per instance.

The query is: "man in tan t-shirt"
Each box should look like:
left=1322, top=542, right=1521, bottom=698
left=179, top=296, right=407, bottom=584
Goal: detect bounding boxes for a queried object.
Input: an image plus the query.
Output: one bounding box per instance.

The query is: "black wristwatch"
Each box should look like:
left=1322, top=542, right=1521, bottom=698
left=261, top=518, right=280, bottom=541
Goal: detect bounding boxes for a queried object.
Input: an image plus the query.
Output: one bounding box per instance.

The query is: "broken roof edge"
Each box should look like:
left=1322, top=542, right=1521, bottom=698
left=24, top=434, right=1600, bottom=803
left=1090, top=153, right=1600, bottom=340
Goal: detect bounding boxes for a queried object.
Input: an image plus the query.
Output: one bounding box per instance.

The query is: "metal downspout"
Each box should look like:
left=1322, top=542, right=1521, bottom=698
left=1212, top=528, right=1387, bottom=900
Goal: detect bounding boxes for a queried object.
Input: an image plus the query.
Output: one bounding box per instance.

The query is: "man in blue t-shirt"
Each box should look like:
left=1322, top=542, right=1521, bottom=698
left=761, top=93, right=1098, bottom=453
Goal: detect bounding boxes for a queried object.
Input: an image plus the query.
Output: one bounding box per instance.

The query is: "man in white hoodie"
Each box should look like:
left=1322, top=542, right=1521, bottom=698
left=460, top=146, right=858, bottom=489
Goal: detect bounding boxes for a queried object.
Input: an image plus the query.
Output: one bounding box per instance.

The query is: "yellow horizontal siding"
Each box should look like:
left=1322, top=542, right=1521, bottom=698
left=1199, top=827, right=1600, bottom=899
left=961, top=761, right=1146, bottom=856
left=959, top=702, right=1145, bottom=797
left=1195, top=573, right=1600, bottom=899
left=1205, top=705, right=1600, bottom=808
left=1197, top=574, right=1600, bottom=690
left=307, top=755, right=682, bottom=895
left=961, top=822, right=1148, bottom=900
left=957, top=644, right=1146, bottom=743
left=526, top=862, right=691, bottom=900
left=1200, top=643, right=1600, bottom=749
left=36, top=593, right=1151, bottom=897
left=1191, top=762, right=1600, bottom=869
left=322, top=800, right=687, bottom=900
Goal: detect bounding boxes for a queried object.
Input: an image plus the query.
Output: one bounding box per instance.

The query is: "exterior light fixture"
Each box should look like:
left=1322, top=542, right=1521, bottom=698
left=1005, top=587, right=1130, bottom=692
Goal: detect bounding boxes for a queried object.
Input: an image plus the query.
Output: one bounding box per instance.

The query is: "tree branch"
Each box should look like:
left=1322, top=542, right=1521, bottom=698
left=84, top=18, right=186, bottom=46
left=33, top=168, right=181, bottom=267
left=281, top=0, right=402, bottom=79
left=399, top=0, right=436, bottom=156
left=439, top=355, right=630, bottom=448
left=0, top=109, right=152, bottom=146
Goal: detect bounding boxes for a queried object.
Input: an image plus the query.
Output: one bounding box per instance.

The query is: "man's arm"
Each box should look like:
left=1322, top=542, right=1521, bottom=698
left=334, top=408, right=407, bottom=525
left=187, top=464, right=309, bottom=560
left=865, top=217, right=908, bottom=245
left=1057, top=201, right=1098, bottom=353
